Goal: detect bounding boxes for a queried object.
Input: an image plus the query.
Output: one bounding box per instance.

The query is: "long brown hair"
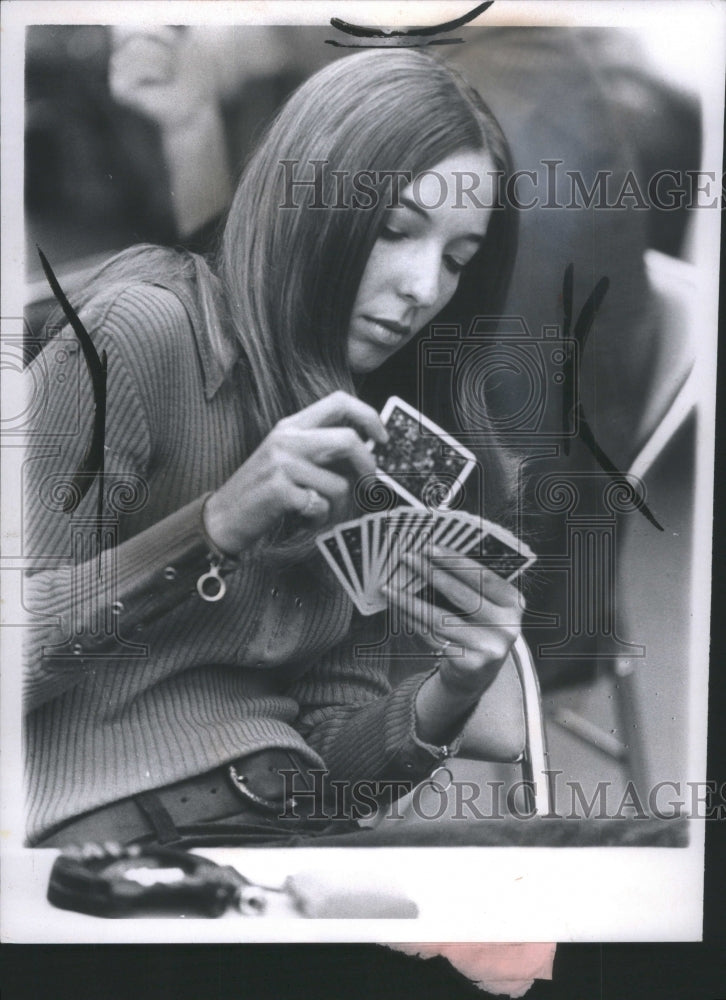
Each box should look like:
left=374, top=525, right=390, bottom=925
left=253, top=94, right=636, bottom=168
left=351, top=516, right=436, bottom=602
left=220, top=48, right=519, bottom=528
left=47, top=49, right=519, bottom=550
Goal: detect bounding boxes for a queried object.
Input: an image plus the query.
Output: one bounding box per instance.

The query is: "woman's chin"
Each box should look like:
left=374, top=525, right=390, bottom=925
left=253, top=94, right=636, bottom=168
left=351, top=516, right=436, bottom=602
left=347, top=344, right=389, bottom=375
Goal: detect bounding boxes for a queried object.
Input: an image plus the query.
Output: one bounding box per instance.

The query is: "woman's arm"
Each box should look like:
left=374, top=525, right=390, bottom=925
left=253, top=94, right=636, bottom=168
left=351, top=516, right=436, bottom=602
left=288, top=617, right=472, bottom=793
left=24, top=283, right=390, bottom=713
left=23, top=495, right=223, bottom=711
left=289, top=553, right=525, bottom=791
left=23, top=285, right=227, bottom=711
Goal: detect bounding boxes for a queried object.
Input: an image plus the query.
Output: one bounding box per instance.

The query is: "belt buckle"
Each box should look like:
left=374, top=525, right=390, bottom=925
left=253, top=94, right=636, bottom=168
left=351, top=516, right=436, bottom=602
left=227, top=762, right=295, bottom=816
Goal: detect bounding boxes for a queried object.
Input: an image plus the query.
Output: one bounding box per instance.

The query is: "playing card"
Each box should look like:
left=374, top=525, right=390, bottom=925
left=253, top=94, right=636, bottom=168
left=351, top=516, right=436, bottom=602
left=320, top=508, right=535, bottom=616
left=362, top=509, right=390, bottom=588
left=459, top=522, right=535, bottom=582
left=361, top=515, right=378, bottom=593
left=375, top=509, right=423, bottom=577
left=379, top=509, right=436, bottom=596
left=395, top=512, right=536, bottom=603
left=316, top=530, right=370, bottom=614
left=360, top=515, right=390, bottom=614
left=336, top=522, right=366, bottom=595
left=364, top=510, right=389, bottom=596
left=433, top=509, right=481, bottom=551
left=372, top=396, right=477, bottom=510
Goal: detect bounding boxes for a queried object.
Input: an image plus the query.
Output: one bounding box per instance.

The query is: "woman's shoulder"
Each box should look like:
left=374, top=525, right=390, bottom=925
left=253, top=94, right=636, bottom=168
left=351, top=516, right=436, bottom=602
left=73, top=245, right=214, bottom=343
left=85, top=280, right=194, bottom=345
left=54, top=246, right=234, bottom=391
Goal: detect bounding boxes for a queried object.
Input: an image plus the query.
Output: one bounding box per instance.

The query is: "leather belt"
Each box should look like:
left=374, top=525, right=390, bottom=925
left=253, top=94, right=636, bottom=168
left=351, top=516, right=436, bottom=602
left=39, top=748, right=327, bottom=848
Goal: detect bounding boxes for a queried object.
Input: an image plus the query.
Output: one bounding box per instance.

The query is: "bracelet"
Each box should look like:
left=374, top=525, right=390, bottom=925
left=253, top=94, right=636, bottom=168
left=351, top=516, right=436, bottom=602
left=197, top=492, right=238, bottom=603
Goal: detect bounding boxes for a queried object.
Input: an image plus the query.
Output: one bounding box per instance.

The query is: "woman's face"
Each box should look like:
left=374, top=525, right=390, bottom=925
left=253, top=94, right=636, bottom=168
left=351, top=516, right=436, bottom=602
left=347, top=148, right=494, bottom=374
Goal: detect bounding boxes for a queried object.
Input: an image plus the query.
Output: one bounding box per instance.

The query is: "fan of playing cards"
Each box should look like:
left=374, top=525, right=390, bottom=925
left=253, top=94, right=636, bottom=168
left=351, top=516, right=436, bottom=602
left=316, top=397, right=535, bottom=616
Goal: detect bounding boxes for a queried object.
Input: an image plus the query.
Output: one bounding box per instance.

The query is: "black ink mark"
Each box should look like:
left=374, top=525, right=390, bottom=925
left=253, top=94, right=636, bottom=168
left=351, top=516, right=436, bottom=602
left=575, top=407, right=663, bottom=531
left=330, top=0, right=493, bottom=36
left=561, top=262, right=610, bottom=452
left=37, top=247, right=107, bottom=531
left=327, top=0, right=493, bottom=47
left=561, top=263, right=663, bottom=531
left=326, top=37, right=464, bottom=49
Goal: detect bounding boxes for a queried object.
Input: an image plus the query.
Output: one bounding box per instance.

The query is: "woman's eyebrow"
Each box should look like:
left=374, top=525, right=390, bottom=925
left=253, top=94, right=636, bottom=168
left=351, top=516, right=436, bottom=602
left=397, top=194, right=485, bottom=244
left=398, top=193, right=429, bottom=219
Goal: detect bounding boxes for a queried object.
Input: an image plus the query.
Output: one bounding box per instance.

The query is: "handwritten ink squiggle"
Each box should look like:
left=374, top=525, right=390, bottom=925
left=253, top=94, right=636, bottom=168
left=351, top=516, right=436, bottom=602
left=327, top=0, right=494, bottom=47
left=560, top=263, right=663, bottom=531
left=37, top=247, right=107, bottom=536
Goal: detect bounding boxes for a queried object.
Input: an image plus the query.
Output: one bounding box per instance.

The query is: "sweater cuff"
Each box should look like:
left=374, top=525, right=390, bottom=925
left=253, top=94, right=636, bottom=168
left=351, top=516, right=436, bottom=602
left=378, top=670, right=464, bottom=786
left=60, top=493, right=238, bottom=657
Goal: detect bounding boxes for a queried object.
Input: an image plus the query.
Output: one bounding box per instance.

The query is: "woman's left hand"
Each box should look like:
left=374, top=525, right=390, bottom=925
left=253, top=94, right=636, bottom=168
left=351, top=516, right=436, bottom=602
left=384, top=542, right=524, bottom=700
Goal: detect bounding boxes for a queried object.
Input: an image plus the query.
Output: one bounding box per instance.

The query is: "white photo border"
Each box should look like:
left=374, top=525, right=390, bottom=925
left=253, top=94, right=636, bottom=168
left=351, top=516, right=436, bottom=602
left=1, top=0, right=724, bottom=944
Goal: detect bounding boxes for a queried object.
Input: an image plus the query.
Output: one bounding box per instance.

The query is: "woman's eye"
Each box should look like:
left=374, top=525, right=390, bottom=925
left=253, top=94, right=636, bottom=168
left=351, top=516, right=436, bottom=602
left=444, top=255, right=467, bottom=275
left=380, top=225, right=407, bottom=242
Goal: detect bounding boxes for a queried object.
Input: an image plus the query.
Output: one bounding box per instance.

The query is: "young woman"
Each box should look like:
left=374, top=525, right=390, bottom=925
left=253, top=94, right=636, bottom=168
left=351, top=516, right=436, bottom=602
left=24, top=48, right=523, bottom=847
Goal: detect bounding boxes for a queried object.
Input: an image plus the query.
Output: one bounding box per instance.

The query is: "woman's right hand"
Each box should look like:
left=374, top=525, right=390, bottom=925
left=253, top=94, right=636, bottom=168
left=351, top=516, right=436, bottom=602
left=203, top=391, right=388, bottom=555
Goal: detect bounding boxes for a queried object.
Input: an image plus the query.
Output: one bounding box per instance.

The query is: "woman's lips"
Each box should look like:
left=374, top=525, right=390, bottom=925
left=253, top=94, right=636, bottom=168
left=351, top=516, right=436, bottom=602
left=361, top=315, right=412, bottom=347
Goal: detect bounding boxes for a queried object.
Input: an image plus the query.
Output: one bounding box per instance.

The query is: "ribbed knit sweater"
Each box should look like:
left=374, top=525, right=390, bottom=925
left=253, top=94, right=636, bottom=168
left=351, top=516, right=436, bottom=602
left=23, top=266, right=445, bottom=843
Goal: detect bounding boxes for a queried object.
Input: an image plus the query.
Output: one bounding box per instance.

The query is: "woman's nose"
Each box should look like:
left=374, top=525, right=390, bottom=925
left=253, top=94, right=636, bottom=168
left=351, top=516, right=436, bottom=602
left=396, top=245, right=441, bottom=309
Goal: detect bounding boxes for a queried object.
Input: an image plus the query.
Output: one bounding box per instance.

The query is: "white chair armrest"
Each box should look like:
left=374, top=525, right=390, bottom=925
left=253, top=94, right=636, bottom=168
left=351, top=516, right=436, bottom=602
left=458, top=652, right=527, bottom=763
